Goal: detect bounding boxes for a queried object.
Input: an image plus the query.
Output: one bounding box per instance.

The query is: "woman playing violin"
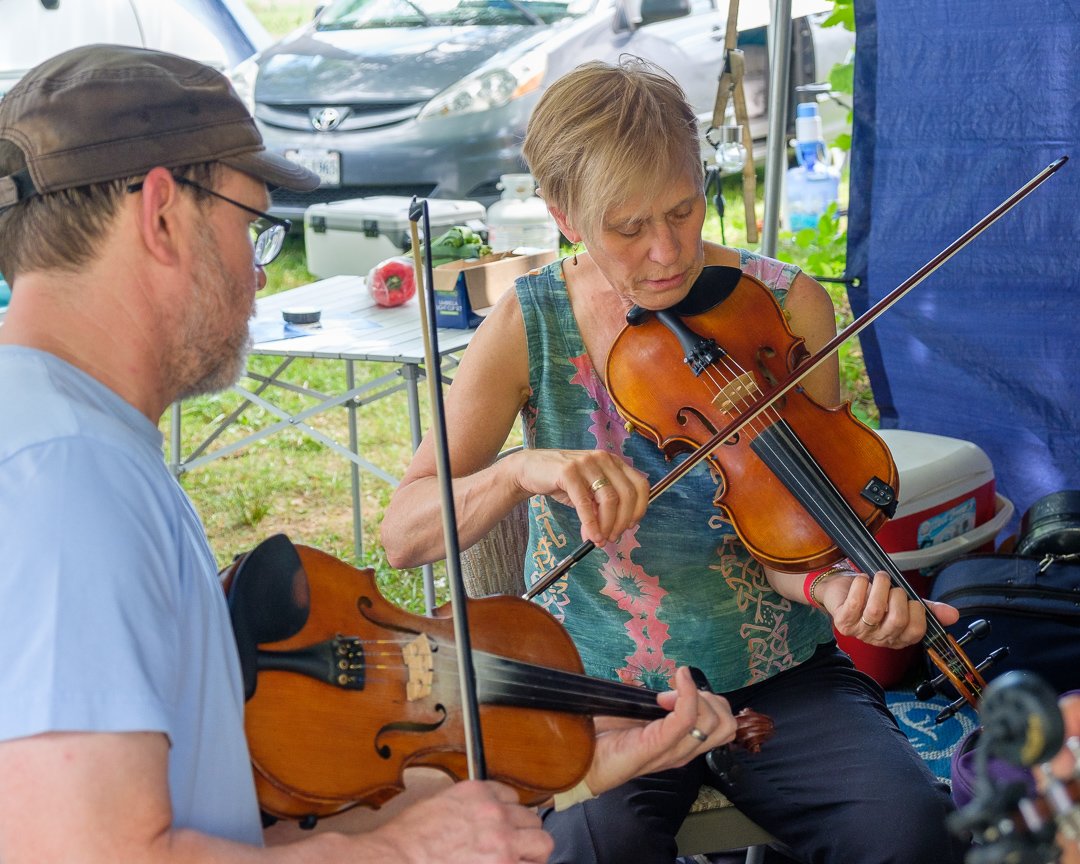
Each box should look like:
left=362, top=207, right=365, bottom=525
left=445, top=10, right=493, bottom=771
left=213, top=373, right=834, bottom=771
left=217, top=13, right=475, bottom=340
left=382, top=57, right=966, bottom=863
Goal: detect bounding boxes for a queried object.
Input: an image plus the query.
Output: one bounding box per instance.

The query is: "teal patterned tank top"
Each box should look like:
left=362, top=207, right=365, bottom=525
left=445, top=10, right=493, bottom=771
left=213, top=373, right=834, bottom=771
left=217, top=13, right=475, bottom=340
left=515, top=250, right=835, bottom=693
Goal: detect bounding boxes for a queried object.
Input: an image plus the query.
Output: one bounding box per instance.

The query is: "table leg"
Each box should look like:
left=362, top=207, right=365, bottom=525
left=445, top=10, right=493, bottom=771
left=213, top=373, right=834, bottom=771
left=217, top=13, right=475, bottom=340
left=346, top=360, right=363, bottom=562
left=401, top=363, right=437, bottom=615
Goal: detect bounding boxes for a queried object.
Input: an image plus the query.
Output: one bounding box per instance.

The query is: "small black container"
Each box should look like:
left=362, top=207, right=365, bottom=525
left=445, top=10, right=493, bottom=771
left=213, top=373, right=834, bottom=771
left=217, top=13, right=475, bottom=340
left=282, top=307, right=321, bottom=325
left=1015, top=489, right=1080, bottom=557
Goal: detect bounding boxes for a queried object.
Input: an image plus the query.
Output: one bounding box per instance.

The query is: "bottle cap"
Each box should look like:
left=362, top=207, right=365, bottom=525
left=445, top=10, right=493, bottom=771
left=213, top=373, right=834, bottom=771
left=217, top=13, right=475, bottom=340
left=497, top=173, right=536, bottom=199
left=795, top=102, right=824, bottom=145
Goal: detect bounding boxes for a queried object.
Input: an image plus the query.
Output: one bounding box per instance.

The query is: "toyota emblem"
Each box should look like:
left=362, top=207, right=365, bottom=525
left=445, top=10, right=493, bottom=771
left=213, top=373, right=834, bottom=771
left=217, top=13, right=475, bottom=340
left=311, top=107, right=346, bottom=132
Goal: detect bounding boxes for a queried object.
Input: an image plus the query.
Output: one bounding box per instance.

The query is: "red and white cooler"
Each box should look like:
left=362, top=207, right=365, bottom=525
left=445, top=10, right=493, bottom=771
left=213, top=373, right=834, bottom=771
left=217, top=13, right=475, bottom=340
left=833, top=429, right=1014, bottom=687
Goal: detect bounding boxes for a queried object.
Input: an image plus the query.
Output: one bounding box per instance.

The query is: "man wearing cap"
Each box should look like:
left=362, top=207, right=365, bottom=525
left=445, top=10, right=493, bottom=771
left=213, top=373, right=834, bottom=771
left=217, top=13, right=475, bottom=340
left=0, top=45, right=736, bottom=862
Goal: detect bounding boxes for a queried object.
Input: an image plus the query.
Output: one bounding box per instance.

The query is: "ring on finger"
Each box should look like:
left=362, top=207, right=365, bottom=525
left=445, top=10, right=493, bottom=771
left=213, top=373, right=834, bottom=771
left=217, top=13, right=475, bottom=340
left=861, top=616, right=879, bottom=629
left=689, top=727, right=707, bottom=742
left=590, top=476, right=611, bottom=493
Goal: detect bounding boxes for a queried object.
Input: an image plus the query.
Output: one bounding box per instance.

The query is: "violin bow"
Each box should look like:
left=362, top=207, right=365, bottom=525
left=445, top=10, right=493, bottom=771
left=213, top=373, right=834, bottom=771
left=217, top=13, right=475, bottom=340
left=525, top=155, right=1068, bottom=601
left=408, top=199, right=487, bottom=780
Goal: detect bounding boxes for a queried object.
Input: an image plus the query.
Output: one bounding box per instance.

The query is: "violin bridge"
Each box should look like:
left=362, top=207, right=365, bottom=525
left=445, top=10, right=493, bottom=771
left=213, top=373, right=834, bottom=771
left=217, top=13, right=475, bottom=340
left=712, top=372, right=759, bottom=414
left=403, top=633, right=435, bottom=701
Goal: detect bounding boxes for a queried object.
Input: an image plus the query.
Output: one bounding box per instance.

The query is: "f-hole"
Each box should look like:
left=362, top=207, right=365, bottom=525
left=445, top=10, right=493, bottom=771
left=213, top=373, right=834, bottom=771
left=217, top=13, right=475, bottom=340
left=677, top=406, right=740, bottom=446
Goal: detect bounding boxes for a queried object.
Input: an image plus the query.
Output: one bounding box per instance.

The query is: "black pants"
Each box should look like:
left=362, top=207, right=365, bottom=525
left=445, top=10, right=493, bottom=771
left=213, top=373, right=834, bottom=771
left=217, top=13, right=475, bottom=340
left=541, top=644, right=967, bottom=864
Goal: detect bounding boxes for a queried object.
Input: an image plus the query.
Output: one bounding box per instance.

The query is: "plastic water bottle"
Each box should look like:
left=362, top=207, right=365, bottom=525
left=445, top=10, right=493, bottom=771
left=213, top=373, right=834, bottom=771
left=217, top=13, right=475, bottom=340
left=486, top=174, right=560, bottom=253
left=784, top=103, right=840, bottom=231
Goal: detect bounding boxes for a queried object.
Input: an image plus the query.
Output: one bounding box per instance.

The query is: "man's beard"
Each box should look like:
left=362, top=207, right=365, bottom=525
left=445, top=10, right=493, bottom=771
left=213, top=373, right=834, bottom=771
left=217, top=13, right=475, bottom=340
left=172, top=222, right=255, bottom=401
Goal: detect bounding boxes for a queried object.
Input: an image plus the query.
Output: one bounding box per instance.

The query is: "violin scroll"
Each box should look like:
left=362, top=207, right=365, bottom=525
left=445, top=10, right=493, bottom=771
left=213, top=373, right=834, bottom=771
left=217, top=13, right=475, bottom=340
left=916, top=620, right=1008, bottom=723
left=732, top=707, right=773, bottom=754
left=705, top=707, right=772, bottom=786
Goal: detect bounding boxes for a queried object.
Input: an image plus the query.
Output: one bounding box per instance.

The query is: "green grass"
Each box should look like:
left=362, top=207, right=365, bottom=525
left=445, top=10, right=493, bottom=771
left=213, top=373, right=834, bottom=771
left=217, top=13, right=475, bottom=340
left=245, top=1, right=321, bottom=37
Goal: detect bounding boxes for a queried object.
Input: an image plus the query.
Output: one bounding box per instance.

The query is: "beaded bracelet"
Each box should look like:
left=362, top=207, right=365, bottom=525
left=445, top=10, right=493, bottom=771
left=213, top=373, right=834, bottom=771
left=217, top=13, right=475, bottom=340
left=802, top=560, right=855, bottom=608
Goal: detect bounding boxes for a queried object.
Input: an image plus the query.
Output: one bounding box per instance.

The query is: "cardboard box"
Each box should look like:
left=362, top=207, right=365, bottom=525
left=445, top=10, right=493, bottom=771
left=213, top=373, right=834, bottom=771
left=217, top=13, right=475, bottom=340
left=833, top=429, right=1014, bottom=687
left=304, top=196, right=487, bottom=279
left=433, top=249, right=557, bottom=329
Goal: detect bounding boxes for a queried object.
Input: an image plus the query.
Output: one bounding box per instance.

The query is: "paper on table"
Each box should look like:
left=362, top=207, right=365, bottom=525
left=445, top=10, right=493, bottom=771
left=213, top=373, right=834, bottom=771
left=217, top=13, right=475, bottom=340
left=250, top=315, right=381, bottom=345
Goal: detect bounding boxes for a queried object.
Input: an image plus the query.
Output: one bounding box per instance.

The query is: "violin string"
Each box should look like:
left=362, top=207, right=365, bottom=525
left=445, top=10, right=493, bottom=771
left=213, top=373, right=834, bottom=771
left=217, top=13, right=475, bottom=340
left=299, top=642, right=649, bottom=704
left=449, top=650, right=666, bottom=715
left=692, top=343, right=969, bottom=680
left=472, top=652, right=666, bottom=715
left=343, top=664, right=655, bottom=715
left=702, top=351, right=963, bottom=669
left=264, top=633, right=674, bottom=692
left=290, top=637, right=676, bottom=715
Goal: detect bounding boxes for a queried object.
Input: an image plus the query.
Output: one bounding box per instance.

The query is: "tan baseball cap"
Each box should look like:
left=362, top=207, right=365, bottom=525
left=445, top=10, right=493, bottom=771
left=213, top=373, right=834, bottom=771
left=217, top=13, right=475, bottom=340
left=0, top=43, right=319, bottom=211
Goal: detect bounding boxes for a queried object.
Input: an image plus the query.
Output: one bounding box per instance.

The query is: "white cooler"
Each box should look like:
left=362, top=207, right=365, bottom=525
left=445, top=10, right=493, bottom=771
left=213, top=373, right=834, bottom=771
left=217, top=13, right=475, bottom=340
left=304, top=196, right=487, bottom=279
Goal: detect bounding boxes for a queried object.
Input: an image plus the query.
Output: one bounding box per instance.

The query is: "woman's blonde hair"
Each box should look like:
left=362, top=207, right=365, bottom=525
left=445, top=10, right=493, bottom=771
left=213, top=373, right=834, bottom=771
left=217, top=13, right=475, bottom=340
left=522, top=56, right=703, bottom=238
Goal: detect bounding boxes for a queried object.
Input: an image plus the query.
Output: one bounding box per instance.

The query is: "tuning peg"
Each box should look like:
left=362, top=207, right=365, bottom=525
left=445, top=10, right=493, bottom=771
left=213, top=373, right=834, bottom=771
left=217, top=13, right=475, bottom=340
left=977, top=647, right=1009, bottom=673
left=916, top=620, right=1000, bottom=701
left=915, top=677, right=939, bottom=701
left=935, top=695, right=970, bottom=724
left=957, top=618, right=992, bottom=647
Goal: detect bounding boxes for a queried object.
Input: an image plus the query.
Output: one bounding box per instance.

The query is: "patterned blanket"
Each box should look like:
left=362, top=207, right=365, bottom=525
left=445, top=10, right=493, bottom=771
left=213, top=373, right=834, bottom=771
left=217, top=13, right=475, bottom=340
left=886, top=689, right=980, bottom=786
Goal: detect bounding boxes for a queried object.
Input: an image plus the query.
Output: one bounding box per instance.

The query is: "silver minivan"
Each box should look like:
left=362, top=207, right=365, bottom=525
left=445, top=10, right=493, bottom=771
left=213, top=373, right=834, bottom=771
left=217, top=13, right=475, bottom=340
left=230, top=0, right=852, bottom=218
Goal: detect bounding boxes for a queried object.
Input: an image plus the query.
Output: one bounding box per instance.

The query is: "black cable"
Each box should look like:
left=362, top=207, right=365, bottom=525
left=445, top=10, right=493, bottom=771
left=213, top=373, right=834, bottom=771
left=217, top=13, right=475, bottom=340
left=704, top=163, right=725, bottom=245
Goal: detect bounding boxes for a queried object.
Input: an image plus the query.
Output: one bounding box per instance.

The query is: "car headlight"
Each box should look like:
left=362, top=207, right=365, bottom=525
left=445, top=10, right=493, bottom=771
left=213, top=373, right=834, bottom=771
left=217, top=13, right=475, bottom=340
left=228, top=56, right=260, bottom=117
left=417, top=50, right=546, bottom=121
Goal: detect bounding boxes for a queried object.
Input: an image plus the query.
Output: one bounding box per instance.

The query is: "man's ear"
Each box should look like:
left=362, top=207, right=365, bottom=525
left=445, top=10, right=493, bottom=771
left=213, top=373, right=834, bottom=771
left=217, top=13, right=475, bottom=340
left=547, top=204, right=581, bottom=245
left=133, top=167, right=186, bottom=267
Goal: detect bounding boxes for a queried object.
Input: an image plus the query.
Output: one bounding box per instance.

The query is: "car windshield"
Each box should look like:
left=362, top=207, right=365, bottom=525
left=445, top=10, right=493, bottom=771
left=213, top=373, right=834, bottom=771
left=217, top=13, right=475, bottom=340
left=317, top=0, right=590, bottom=28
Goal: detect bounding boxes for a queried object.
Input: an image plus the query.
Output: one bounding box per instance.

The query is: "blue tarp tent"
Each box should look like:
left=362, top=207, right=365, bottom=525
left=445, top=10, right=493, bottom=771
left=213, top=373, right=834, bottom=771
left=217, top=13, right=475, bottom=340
left=847, top=0, right=1080, bottom=534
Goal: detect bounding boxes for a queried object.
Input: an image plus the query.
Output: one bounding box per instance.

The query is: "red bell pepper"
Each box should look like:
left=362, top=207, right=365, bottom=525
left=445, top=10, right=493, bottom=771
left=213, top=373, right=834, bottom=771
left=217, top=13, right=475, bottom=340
left=367, top=257, right=416, bottom=307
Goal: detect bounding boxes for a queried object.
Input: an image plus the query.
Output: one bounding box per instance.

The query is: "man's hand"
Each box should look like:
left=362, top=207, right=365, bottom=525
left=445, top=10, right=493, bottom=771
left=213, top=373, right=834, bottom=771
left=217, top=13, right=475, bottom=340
left=583, top=666, right=738, bottom=797
left=363, top=780, right=554, bottom=864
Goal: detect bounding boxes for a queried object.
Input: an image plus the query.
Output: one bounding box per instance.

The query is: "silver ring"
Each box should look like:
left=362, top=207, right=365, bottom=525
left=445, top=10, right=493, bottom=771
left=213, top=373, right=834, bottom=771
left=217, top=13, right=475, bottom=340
left=590, top=476, right=611, bottom=493
left=689, top=727, right=707, bottom=742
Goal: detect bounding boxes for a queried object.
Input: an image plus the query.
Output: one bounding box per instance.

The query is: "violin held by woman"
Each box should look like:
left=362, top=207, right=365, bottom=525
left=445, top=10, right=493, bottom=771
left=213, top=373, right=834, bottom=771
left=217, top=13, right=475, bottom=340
left=380, top=56, right=968, bottom=864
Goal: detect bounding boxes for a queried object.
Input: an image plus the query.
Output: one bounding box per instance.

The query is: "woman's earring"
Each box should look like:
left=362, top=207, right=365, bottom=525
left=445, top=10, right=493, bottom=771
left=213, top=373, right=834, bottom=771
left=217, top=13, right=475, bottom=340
left=571, top=242, right=583, bottom=266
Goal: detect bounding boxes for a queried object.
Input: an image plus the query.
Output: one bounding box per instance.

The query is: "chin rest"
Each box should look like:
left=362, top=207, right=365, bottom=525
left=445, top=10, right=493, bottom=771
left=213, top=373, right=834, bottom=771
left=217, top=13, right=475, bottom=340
left=220, top=533, right=311, bottom=700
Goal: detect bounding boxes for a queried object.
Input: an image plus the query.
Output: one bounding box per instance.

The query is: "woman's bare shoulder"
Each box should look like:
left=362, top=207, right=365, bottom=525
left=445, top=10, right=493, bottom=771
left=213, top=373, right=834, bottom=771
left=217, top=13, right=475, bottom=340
left=702, top=242, right=741, bottom=267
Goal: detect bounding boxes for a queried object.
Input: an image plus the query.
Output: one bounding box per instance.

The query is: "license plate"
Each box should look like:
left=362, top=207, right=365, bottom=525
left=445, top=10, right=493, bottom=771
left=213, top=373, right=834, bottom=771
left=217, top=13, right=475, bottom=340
left=285, top=149, right=341, bottom=187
